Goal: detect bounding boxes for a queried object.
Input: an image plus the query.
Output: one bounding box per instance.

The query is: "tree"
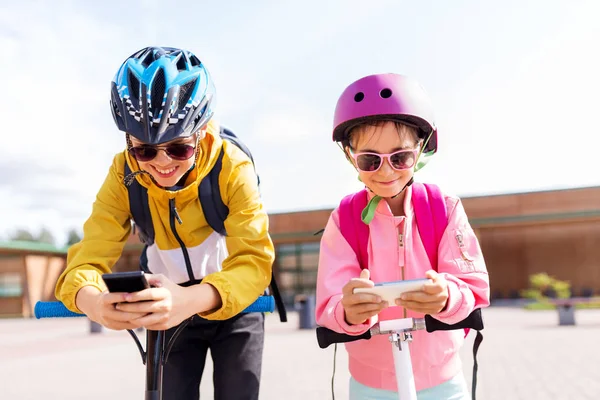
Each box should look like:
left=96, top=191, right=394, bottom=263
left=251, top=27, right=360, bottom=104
left=36, top=227, right=56, bottom=245
left=65, top=228, right=82, bottom=246
left=10, top=229, right=35, bottom=242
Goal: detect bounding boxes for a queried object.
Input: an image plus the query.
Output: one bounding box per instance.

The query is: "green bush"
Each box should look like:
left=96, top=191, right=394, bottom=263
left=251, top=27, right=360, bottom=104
left=521, top=272, right=571, bottom=301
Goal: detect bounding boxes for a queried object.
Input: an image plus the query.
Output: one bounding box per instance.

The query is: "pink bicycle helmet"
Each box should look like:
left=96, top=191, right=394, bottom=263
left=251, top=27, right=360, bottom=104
left=332, top=73, right=437, bottom=155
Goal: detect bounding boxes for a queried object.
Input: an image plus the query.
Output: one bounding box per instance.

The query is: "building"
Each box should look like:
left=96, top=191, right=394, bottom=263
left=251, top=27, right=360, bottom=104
left=0, top=238, right=144, bottom=318
left=0, top=241, right=67, bottom=317
left=2, top=185, right=598, bottom=317
left=268, top=185, right=600, bottom=303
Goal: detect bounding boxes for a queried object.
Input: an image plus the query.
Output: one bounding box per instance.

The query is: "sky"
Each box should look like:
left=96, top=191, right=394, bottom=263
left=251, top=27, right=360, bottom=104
left=1, top=0, right=599, bottom=245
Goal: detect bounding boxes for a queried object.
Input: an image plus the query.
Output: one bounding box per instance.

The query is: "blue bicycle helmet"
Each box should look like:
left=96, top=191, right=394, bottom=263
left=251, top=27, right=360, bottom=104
left=110, top=46, right=216, bottom=144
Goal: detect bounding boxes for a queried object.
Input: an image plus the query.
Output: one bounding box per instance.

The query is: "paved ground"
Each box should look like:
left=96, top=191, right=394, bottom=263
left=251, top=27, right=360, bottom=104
left=1, top=306, right=599, bottom=399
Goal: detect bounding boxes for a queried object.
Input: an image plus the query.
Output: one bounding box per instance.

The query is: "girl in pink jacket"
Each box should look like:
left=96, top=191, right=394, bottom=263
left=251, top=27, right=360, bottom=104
left=315, top=73, right=490, bottom=399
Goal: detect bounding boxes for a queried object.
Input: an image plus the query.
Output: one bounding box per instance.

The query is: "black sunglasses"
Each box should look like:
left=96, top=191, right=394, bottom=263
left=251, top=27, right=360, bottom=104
left=128, top=143, right=196, bottom=162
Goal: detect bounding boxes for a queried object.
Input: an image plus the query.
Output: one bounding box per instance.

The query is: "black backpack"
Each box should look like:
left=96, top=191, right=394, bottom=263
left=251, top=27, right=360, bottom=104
left=124, top=126, right=287, bottom=322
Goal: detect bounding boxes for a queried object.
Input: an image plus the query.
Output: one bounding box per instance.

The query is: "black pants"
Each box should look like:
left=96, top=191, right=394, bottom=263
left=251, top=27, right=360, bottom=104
left=162, top=312, right=265, bottom=400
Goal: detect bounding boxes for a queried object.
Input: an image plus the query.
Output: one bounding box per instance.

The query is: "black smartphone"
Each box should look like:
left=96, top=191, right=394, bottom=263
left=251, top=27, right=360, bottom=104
left=102, top=271, right=150, bottom=293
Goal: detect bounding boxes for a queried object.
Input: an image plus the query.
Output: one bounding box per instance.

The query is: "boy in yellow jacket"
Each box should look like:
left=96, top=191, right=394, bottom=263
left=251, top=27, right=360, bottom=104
left=55, top=46, right=274, bottom=400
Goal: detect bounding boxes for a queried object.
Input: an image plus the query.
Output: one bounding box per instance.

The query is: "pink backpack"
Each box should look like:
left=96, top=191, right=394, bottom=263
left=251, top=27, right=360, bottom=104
left=337, top=183, right=485, bottom=399
left=338, top=182, right=448, bottom=272
left=337, top=183, right=472, bottom=338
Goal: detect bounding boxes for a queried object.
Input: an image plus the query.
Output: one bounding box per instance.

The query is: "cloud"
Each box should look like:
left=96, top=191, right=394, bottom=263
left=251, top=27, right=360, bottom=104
left=0, top=152, right=102, bottom=243
left=2, top=0, right=599, bottom=243
left=254, top=121, right=364, bottom=213
left=252, top=105, right=330, bottom=144
left=0, top=3, right=130, bottom=243
left=0, top=159, right=89, bottom=214
left=414, top=2, right=600, bottom=198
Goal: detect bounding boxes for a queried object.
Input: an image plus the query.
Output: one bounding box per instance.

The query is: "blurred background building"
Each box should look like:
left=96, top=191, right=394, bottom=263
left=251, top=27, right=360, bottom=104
left=2, top=185, right=598, bottom=317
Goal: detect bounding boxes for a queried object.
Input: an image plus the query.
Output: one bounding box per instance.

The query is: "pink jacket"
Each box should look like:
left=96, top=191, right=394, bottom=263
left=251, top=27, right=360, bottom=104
left=315, top=185, right=490, bottom=392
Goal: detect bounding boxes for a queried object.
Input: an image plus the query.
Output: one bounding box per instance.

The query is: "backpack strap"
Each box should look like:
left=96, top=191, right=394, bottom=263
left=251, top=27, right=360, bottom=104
left=220, top=126, right=260, bottom=187
left=198, top=131, right=287, bottom=323
left=338, top=189, right=369, bottom=269
left=412, top=183, right=474, bottom=335
left=337, top=183, right=484, bottom=399
left=471, top=330, right=483, bottom=400
left=124, top=161, right=155, bottom=246
left=125, top=130, right=287, bottom=322
left=411, top=182, right=448, bottom=271
left=338, top=184, right=449, bottom=271
left=413, top=182, right=484, bottom=399
left=198, top=127, right=259, bottom=236
left=198, top=147, right=229, bottom=236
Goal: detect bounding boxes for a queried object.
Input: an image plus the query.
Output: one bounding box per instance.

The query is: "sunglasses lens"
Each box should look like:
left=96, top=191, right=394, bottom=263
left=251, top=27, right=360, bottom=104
left=129, top=144, right=195, bottom=161
left=390, top=151, right=416, bottom=170
left=129, top=146, right=157, bottom=162
left=356, top=154, right=382, bottom=172
left=166, top=144, right=195, bottom=160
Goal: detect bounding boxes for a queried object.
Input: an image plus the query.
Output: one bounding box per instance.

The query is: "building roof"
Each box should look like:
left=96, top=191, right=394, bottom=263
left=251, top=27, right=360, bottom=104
left=0, top=241, right=68, bottom=256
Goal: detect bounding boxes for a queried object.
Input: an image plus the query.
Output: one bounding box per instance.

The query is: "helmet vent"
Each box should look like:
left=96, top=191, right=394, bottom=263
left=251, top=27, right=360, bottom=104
left=354, top=92, right=365, bottom=102
left=127, top=70, right=140, bottom=102
left=175, top=54, right=187, bottom=71
left=178, top=78, right=197, bottom=111
left=132, top=48, right=146, bottom=58
left=380, top=88, right=392, bottom=98
left=193, top=104, right=208, bottom=127
left=140, top=50, right=155, bottom=68
left=190, top=55, right=201, bottom=67
left=151, top=68, right=166, bottom=113
left=111, top=100, right=122, bottom=118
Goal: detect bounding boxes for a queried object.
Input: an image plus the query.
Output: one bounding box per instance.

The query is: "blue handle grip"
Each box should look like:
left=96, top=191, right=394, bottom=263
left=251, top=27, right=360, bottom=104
left=35, top=301, right=85, bottom=318
left=35, top=295, right=275, bottom=319
left=243, top=295, right=275, bottom=313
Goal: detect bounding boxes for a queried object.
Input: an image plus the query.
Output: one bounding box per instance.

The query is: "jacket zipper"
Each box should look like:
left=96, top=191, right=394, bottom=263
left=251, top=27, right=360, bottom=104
left=397, top=226, right=408, bottom=318
left=397, top=228, right=405, bottom=276
left=169, top=198, right=195, bottom=281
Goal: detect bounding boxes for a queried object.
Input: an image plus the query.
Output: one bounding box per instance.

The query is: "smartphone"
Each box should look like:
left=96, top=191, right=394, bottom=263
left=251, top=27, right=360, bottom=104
left=353, top=278, right=431, bottom=304
left=102, top=271, right=150, bottom=293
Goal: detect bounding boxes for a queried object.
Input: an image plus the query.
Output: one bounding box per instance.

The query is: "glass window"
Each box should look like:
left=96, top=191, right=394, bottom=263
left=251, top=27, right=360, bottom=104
left=0, top=273, right=22, bottom=297
left=274, top=241, right=321, bottom=302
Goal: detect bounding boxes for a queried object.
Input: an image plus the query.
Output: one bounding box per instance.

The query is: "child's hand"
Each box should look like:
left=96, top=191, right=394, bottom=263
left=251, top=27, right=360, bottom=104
left=341, top=269, right=388, bottom=325
left=115, top=274, right=191, bottom=331
left=76, top=286, right=147, bottom=331
left=395, top=270, right=449, bottom=314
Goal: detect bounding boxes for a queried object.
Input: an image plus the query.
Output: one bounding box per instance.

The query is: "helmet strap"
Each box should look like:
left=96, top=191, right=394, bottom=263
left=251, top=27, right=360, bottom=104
left=414, top=130, right=435, bottom=172
left=192, top=133, right=201, bottom=165
left=338, top=138, right=419, bottom=224
left=361, top=176, right=414, bottom=224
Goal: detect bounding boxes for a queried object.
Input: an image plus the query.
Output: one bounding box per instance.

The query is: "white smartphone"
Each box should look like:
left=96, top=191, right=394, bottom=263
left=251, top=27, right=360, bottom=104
left=353, top=278, right=432, bottom=304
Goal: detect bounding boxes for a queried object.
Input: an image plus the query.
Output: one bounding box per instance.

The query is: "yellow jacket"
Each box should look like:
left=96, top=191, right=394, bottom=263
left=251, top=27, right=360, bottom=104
left=55, top=121, right=275, bottom=320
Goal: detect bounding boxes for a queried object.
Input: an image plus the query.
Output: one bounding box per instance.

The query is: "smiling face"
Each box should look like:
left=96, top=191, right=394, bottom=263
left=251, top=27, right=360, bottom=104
left=128, top=131, right=203, bottom=187
left=346, top=121, right=421, bottom=199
